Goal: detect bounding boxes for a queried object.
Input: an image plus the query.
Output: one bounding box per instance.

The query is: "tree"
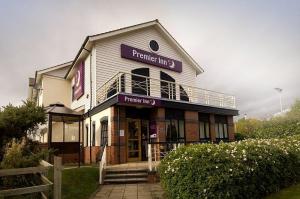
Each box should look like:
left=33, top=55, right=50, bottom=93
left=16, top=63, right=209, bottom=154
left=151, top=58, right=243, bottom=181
left=286, top=99, right=300, bottom=120
left=235, top=118, right=262, bottom=135
left=0, top=101, right=46, bottom=160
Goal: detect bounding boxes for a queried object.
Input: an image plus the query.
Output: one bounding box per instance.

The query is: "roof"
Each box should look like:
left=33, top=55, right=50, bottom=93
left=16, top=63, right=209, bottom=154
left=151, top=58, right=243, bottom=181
left=34, top=61, right=72, bottom=86
left=65, top=19, right=204, bottom=78
left=45, top=102, right=82, bottom=117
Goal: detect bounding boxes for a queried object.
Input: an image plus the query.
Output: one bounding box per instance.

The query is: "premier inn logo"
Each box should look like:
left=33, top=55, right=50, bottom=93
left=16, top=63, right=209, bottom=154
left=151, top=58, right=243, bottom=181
left=118, top=94, right=161, bottom=107
left=121, top=44, right=182, bottom=73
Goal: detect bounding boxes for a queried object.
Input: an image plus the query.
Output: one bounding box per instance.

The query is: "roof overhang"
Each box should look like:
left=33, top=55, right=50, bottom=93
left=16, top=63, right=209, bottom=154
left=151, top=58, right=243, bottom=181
left=87, top=94, right=239, bottom=118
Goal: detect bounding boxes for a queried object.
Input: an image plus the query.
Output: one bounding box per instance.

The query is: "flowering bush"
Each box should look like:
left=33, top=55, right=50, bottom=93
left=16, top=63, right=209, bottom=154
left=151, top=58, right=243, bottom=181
left=159, top=136, right=300, bottom=199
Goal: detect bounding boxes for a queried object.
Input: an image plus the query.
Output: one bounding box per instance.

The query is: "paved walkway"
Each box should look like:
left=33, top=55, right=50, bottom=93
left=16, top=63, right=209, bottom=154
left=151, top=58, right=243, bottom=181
left=93, top=183, right=165, bottom=199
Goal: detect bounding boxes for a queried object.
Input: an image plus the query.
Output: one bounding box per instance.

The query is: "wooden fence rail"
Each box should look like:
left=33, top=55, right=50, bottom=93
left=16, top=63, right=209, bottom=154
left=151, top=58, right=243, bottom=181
left=0, top=156, right=62, bottom=199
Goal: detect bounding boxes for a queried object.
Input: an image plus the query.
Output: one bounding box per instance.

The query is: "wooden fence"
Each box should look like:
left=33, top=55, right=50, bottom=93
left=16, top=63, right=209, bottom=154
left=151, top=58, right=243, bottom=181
left=0, top=156, right=62, bottom=199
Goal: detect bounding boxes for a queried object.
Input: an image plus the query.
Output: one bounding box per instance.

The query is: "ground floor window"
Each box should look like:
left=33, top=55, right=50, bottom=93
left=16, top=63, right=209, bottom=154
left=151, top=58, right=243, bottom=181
left=165, top=119, right=185, bottom=142
left=199, top=113, right=210, bottom=141
left=215, top=115, right=228, bottom=140
left=92, top=122, right=96, bottom=146
left=165, top=109, right=185, bottom=142
left=100, top=119, right=108, bottom=146
left=85, top=125, right=89, bottom=146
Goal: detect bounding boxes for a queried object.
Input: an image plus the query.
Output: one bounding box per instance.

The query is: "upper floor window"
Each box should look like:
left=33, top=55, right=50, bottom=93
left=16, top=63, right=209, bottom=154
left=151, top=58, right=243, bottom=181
left=180, top=85, right=189, bottom=102
left=131, top=68, right=150, bottom=96
left=107, top=74, right=125, bottom=98
left=199, top=113, right=210, bottom=141
left=215, top=115, right=228, bottom=140
left=160, top=71, right=176, bottom=100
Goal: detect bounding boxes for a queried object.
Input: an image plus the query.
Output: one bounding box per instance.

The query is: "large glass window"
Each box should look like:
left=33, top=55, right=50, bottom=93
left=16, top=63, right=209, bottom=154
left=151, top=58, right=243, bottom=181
left=215, top=115, right=228, bottom=140
left=65, top=122, right=79, bottom=142
left=165, top=109, right=185, bottom=142
left=199, top=113, right=210, bottom=141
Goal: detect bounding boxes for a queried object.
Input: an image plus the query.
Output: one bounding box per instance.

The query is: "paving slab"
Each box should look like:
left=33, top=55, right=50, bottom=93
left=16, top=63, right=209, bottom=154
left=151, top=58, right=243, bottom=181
left=92, top=183, right=165, bottom=199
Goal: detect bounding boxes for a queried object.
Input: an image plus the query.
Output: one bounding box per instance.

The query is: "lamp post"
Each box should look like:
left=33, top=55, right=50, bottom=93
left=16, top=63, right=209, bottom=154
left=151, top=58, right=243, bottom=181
left=274, top=88, right=283, bottom=112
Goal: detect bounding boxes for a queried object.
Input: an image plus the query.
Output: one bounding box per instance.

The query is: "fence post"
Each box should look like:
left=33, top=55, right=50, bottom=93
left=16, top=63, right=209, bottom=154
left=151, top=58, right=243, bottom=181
left=53, top=156, right=62, bottom=199
left=148, top=144, right=152, bottom=172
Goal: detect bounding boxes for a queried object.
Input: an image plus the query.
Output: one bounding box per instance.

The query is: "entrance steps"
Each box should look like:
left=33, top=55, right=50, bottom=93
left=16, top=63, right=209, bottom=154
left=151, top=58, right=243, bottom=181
left=104, top=168, right=148, bottom=184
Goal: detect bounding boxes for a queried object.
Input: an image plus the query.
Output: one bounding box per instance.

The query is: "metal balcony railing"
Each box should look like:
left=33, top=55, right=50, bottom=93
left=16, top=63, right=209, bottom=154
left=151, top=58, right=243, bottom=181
left=96, top=72, right=236, bottom=109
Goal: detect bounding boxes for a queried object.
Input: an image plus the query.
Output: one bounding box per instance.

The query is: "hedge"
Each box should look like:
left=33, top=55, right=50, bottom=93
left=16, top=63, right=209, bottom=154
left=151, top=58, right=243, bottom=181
left=237, top=118, right=300, bottom=139
left=159, top=136, right=300, bottom=199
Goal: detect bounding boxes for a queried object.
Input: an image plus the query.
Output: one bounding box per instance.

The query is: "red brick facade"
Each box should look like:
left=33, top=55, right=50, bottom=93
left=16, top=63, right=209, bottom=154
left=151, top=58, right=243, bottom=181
left=83, top=146, right=100, bottom=164
left=81, top=106, right=236, bottom=165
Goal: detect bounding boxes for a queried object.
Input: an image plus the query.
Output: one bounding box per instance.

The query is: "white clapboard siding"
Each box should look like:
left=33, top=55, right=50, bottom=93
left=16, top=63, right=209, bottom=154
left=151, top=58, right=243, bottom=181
left=95, top=27, right=197, bottom=91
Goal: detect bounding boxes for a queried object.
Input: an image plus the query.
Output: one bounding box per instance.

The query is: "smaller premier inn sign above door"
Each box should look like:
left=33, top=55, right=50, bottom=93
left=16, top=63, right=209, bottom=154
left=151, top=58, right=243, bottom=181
left=121, top=44, right=182, bottom=73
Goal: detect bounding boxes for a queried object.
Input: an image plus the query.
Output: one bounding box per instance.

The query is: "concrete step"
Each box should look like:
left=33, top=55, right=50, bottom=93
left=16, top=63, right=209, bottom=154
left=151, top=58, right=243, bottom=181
left=105, top=172, right=148, bottom=179
left=104, top=177, right=148, bottom=184
left=106, top=168, right=148, bottom=174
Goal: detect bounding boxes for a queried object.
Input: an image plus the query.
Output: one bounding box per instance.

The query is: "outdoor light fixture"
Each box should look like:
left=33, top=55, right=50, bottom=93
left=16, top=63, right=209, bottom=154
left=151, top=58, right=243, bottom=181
left=274, top=88, right=283, bottom=112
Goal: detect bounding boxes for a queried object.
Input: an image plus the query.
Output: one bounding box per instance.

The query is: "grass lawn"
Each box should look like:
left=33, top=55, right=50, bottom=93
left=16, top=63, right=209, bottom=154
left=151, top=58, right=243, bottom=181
left=49, top=166, right=99, bottom=199
left=265, top=183, right=300, bottom=199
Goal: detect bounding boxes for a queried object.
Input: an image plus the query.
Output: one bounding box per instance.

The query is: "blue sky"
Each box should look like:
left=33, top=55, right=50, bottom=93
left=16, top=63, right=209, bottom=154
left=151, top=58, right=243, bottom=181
left=0, top=0, right=299, bottom=118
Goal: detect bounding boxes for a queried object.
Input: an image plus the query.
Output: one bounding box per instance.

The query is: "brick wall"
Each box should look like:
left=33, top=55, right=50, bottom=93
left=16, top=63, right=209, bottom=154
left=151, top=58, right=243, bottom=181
left=227, top=115, right=235, bottom=141
left=83, top=146, right=100, bottom=164
left=185, top=111, right=199, bottom=142
left=109, top=106, right=126, bottom=164
left=209, top=114, right=217, bottom=142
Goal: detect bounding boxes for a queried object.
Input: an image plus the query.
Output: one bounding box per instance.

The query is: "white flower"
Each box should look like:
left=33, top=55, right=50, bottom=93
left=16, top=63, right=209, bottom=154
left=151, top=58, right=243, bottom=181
left=229, top=168, right=233, bottom=172
left=203, top=189, right=207, bottom=193
left=216, top=166, right=218, bottom=169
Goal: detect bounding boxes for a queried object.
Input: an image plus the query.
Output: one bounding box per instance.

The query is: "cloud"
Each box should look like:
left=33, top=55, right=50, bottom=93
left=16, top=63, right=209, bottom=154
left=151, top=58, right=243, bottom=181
left=0, top=0, right=299, bottom=118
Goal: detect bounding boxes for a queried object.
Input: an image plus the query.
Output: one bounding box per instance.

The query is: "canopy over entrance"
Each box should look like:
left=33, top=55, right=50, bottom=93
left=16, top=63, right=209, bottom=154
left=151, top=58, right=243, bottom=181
left=45, top=102, right=83, bottom=166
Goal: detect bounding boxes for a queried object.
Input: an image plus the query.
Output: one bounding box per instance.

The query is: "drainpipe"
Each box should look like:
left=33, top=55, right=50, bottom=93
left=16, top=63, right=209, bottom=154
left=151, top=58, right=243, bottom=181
left=83, top=47, right=93, bottom=164
left=118, top=106, right=120, bottom=164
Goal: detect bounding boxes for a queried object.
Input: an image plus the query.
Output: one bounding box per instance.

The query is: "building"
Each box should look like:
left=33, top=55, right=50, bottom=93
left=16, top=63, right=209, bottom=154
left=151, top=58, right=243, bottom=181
left=28, top=20, right=238, bottom=165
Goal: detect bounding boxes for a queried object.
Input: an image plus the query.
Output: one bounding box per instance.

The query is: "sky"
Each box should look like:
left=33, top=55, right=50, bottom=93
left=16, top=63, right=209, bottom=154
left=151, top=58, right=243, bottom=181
left=0, top=0, right=299, bottom=119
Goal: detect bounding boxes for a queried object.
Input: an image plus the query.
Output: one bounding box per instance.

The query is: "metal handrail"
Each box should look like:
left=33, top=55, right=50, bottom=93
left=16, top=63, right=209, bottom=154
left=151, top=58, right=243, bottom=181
left=96, top=72, right=236, bottom=109
left=98, top=141, right=107, bottom=184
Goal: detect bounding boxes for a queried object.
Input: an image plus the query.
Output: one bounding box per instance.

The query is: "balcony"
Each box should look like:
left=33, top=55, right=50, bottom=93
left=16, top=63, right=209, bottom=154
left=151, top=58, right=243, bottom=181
left=96, top=72, right=236, bottom=109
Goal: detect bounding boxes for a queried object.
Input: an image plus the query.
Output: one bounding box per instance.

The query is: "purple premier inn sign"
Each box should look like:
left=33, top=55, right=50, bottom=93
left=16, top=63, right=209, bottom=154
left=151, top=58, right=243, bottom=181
left=118, top=94, right=161, bottom=107
left=73, top=62, right=84, bottom=100
left=121, top=44, right=182, bottom=73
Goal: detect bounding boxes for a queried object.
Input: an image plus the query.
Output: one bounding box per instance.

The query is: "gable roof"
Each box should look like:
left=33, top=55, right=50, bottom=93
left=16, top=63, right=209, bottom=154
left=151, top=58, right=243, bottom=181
left=65, top=19, right=204, bottom=78
left=34, top=61, right=72, bottom=86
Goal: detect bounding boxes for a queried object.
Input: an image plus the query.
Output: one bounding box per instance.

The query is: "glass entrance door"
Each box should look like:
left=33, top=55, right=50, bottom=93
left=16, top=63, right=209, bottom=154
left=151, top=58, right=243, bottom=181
left=127, top=119, right=141, bottom=162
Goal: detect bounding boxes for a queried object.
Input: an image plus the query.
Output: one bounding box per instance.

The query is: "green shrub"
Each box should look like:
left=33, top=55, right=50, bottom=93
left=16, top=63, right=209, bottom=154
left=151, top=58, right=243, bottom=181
left=236, top=117, right=300, bottom=139
left=235, top=100, right=300, bottom=139
left=0, top=138, right=51, bottom=192
left=159, top=136, right=300, bottom=199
